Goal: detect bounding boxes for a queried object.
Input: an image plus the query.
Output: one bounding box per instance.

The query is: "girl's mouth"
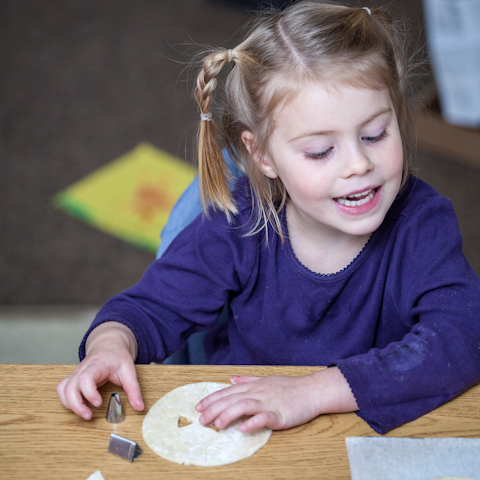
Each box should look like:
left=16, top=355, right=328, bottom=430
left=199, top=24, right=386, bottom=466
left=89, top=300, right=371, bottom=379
left=335, top=188, right=378, bottom=207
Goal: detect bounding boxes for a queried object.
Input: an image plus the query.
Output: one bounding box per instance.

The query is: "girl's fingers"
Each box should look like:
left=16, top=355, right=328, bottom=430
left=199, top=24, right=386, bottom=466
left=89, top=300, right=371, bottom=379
left=206, top=397, right=265, bottom=430
left=61, top=376, right=94, bottom=420
left=119, top=364, right=144, bottom=411
left=196, top=384, right=238, bottom=412
left=78, top=367, right=105, bottom=408
left=232, top=375, right=261, bottom=385
left=198, top=377, right=273, bottom=426
left=239, top=411, right=277, bottom=432
left=197, top=391, right=248, bottom=426
left=58, top=362, right=111, bottom=419
left=56, top=378, right=71, bottom=410
left=197, top=376, right=264, bottom=412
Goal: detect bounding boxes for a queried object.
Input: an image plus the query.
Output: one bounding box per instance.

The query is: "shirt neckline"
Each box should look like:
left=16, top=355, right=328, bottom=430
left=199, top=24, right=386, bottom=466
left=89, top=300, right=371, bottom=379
left=280, top=206, right=382, bottom=280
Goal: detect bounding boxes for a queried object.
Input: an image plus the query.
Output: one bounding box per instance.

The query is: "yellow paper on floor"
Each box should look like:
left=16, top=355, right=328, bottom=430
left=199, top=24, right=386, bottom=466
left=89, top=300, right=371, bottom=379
left=53, top=142, right=197, bottom=254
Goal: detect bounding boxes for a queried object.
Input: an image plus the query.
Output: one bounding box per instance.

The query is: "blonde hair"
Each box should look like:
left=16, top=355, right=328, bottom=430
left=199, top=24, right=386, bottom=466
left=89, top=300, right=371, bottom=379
left=194, top=1, right=414, bottom=239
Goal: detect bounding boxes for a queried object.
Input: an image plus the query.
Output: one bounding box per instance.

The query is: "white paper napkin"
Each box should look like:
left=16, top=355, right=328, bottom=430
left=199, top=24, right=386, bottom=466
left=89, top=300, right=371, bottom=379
left=346, top=437, right=480, bottom=480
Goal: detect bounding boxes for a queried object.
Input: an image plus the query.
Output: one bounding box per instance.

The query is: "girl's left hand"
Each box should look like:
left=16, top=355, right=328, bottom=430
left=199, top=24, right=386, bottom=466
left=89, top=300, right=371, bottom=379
left=195, top=367, right=358, bottom=433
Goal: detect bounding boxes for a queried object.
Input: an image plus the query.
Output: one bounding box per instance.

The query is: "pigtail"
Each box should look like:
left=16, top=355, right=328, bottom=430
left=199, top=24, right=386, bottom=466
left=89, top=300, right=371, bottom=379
left=195, top=50, right=238, bottom=221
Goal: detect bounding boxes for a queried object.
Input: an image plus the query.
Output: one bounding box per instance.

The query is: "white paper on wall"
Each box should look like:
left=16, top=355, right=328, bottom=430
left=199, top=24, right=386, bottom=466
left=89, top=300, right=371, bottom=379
left=423, top=0, right=480, bottom=127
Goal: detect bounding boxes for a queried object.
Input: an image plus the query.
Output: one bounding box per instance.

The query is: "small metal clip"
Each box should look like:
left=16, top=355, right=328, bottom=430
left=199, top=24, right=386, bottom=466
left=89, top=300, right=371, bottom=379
left=108, top=433, right=143, bottom=462
left=105, top=393, right=125, bottom=423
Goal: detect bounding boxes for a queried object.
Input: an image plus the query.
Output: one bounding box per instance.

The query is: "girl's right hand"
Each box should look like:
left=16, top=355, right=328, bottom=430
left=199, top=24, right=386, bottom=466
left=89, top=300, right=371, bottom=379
left=56, top=322, right=144, bottom=420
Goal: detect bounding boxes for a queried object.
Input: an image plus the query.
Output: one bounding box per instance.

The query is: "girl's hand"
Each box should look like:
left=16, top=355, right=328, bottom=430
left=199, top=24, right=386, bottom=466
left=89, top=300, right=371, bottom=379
left=56, top=322, right=144, bottom=420
left=195, top=367, right=358, bottom=433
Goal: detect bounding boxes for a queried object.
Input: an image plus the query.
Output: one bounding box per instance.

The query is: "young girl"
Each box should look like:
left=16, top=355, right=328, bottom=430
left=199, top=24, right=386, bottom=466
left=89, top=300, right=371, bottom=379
left=57, top=1, right=480, bottom=435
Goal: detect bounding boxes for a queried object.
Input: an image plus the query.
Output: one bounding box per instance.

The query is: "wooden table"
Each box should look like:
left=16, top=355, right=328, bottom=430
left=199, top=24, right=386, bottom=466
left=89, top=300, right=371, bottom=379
left=1, top=364, right=480, bottom=479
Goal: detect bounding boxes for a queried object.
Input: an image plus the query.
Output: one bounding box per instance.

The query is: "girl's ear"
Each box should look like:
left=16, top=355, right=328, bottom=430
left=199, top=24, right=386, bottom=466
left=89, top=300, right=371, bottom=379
left=241, top=131, right=278, bottom=179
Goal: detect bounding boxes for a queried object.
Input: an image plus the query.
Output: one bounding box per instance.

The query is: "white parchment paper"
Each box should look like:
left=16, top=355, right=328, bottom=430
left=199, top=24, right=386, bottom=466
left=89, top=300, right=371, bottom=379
left=346, top=437, right=480, bottom=480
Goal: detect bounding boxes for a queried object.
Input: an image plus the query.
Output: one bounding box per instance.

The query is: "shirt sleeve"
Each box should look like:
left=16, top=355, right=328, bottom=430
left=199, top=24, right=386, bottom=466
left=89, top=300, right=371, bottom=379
left=79, top=207, right=255, bottom=364
left=335, top=194, right=480, bottom=434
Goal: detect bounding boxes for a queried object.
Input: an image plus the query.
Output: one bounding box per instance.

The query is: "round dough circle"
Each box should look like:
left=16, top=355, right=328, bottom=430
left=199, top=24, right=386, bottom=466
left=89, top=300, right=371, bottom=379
left=142, top=382, right=272, bottom=466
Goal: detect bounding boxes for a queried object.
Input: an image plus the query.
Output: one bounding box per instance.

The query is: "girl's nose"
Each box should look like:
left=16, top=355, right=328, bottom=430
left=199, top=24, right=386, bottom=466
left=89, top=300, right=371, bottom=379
left=342, top=145, right=373, bottom=178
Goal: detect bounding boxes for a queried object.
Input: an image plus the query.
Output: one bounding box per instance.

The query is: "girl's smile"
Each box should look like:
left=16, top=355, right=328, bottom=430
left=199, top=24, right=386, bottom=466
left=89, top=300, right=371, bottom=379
left=334, top=186, right=381, bottom=215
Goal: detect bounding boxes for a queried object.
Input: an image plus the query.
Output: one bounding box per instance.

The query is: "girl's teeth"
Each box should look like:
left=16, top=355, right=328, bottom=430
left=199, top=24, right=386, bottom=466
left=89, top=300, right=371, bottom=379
left=336, top=189, right=375, bottom=207
left=351, top=190, right=370, bottom=198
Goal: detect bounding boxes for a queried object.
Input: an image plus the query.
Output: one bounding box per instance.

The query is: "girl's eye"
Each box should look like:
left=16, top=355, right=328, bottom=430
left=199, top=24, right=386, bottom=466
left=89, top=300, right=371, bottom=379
left=305, top=147, right=333, bottom=160
left=362, top=129, right=388, bottom=144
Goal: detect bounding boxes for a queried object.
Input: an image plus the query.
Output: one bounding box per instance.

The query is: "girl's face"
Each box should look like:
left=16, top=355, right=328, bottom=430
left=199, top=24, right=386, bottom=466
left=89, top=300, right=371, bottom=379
left=251, top=81, right=404, bottom=241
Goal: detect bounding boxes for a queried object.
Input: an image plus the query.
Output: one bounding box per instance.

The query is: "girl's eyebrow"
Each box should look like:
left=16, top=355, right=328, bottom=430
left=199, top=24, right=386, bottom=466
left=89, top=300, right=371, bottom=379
left=288, top=107, right=392, bottom=142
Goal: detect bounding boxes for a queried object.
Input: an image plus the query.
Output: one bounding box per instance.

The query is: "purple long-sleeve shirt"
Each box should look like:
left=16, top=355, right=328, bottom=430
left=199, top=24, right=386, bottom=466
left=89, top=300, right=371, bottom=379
left=80, top=176, right=480, bottom=433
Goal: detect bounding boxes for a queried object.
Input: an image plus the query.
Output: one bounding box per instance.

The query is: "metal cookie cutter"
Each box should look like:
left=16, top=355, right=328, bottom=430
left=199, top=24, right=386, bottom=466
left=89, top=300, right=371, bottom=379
left=105, top=393, right=125, bottom=423
left=108, top=433, right=143, bottom=462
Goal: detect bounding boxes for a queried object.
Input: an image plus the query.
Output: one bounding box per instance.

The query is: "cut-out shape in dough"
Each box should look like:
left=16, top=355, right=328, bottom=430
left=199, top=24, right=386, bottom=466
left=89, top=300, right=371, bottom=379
left=178, top=416, right=192, bottom=428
